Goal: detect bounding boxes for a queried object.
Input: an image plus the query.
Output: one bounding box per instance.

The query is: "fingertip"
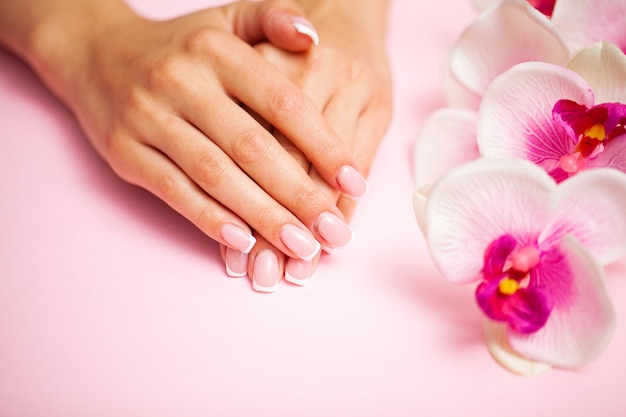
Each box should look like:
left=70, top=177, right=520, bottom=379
left=290, top=16, right=319, bottom=46
left=264, top=13, right=319, bottom=51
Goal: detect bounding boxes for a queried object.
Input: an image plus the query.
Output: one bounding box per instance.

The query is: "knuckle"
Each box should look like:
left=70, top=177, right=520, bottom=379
left=194, top=153, right=229, bottom=190
left=146, top=55, right=185, bottom=91
left=231, top=130, right=269, bottom=165
left=194, top=201, right=219, bottom=232
left=290, top=183, right=321, bottom=214
left=266, top=86, right=305, bottom=121
left=248, top=203, right=277, bottom=229
left=183, top=27, right=223, bottom=56
left=154, top=172, right=180, bottom=203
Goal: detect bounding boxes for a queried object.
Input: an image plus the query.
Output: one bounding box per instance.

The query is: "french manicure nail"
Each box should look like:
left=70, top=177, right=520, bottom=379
left=291, top=16, right=319, bottom=46
left=316, top=212, right=352, bottom=249
left=280, top=223, right=321, bottom=261
left=337, top=165, right=369, bottom=199
left=252, top=249, right=280, bottom=293
left=285, top=258, right=312, bottom=286
left=225, top=247, right=248, bottom=278
left=221, top=223, right=256, bottom=254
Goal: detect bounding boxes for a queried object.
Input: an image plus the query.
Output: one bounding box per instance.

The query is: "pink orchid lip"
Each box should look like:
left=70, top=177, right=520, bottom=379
left=475, top=234, right=553, bottom=334
left=551, top=99, right=626, bottom=177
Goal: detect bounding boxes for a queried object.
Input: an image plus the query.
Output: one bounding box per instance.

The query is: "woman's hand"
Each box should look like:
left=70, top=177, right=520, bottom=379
left=221, top=0, right=393, bottom=291
left=1, top=0, right=369, bottom=262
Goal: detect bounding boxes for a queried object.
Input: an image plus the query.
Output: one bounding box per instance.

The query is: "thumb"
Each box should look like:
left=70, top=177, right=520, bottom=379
left=226, top=0, right=319, bottom=51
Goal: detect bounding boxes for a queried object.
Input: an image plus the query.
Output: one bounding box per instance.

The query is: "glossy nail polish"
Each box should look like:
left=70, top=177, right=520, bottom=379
left=315, top=212, right=353, bottom=249
left=336, top=165, right=369, bottom=199
left=225, top=247, right=248, bottom=278
left=252, top=249, right=280, bottom=293
left=221, top=223, right=256, bottom=254
left=291, top=16, right=319, bottom=46
left=280, top=223, right=321, bottom=261
left=285, top=258, right=312, bottom=286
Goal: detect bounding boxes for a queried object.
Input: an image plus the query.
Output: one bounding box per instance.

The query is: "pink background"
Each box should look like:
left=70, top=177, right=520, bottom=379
left=2, top=0, right=626, bottom=416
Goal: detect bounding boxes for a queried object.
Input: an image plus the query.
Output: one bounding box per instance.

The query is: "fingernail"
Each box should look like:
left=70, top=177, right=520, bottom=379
left=225, top=247, right=248, bottom=278
left=221, top=223, right=256, bottom=253
left=315, top=212, right=352, bottom=249
left=280, top=224, right=321, bottom=261
left=291, top=16, right=319, bottom=46
left=285, top=258, right=312, bottom=286
left=337, top=165, right=369, bottom=199
left=252, top=249, right=280, bottom=293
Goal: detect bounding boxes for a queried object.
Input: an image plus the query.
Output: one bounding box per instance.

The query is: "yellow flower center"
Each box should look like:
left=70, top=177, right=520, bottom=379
left=498, top=277, right=519, bottom=296
left=584, top=123, right=606, bottom=141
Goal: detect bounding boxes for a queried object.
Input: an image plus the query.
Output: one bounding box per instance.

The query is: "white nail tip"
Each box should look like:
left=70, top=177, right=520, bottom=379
left=253, top=281, right=279, bottom=293
left=285, top=273, right=310, bottom=286
left=225, top=265, right=247, bottom=278
left=293, top=22, right=320, bottom=46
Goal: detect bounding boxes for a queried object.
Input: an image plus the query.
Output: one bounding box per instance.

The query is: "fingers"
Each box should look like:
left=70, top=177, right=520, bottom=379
left=107, top=134, right=258, bottom=254
left=225, top=0, right=319, bottom=51
left=212, top=40, right=369, bottom=200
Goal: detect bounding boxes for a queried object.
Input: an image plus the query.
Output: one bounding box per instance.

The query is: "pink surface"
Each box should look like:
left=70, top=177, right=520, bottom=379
left=1, top=0, right=626, bottom=416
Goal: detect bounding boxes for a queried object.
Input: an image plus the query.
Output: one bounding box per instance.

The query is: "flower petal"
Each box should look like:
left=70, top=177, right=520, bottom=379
left=484, top=320, right=552, bottom=376
left=413, top=108, right=479, bottom=188
left=413, top=184, right=432, bottom=235
left=508, top=235, right=615, bottom=368
left=445, top=0, right=569, bottom=108
left=586, top=138, right=626, bottom=172
left=552, top=0, right=626, bottom=55
left=425, top=159, right=556, bottom=284
left=477, top=62, right=595, bottom=173
left=540, top=168, right=626, bottom=264
left=568, top=42, right=626, bottom=104
left=503, top=285, right=553, bottom=334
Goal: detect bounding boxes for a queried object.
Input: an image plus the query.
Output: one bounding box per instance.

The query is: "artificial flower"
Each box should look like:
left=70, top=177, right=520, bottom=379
left=414, top=158, right=626, bottom=373
left=478, top=43, right=626, bottom=182
left=444, top=0, right=569, bottom=109
left=551, top=0, right=626, bottom=55
left=448, top=0, right=626, bottom=110
left=414, top=42, right=626, bottom=187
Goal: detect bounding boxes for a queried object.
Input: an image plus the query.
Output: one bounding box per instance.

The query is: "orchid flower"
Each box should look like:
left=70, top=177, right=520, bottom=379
left=414, top=158, right=626, bottom=374
left=444, top=0, right=569, bottom=109
left=551, top=0, right=626, bottom=55
left=478, top=42, right=626, bottom=183
left=414, top=42, right=626, bottom=188
left=474, top=0, right=626, bottom=53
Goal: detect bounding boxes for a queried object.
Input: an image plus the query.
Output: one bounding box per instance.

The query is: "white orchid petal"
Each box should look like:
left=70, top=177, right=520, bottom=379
left=484, top=320, right=552, bottom=376
left=508, top=236, right=615, bottom=368
left=425, top=159, right=556, bottom=284
left=442, top=50, right=483, bottom=109
left=552, top=0, right=626, bottom=56
left=413, top=108, right=479, bottom=188
left=478, top=62, right=595, bottom=166
left=413, top=184, right=433, bottom=235
left=540, top=169, right=626, bottom=265
left=568, top=42, right=626, bottom=103
left=447, top=0, right=569, bottom=103
left=472, top=0, right=499, bottom=11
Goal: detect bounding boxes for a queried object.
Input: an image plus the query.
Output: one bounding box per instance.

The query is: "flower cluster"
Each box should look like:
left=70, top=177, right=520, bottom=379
left=413, top=0, right=626, bottom=375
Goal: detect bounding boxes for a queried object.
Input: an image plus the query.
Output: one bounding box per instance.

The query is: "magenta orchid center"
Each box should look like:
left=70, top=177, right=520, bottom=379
left=475, top=235, right=554, bottom=334
left=553, top=99, right=626, bottom=175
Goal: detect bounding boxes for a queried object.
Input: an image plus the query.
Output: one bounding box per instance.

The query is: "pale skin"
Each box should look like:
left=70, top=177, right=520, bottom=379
left=0, top=0, right=391, bottom=291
